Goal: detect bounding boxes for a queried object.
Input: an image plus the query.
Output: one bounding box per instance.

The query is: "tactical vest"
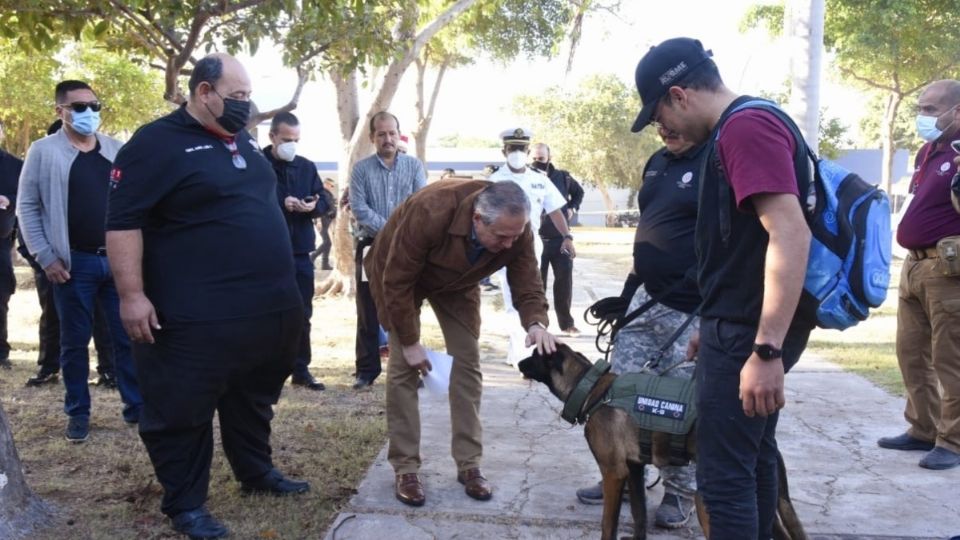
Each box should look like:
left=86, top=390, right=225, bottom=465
left=562, top=359, right=696, bottom=466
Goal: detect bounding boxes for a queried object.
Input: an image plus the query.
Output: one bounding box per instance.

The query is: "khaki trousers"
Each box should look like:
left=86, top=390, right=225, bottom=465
left=896, top=255, right=960, bottom=453
left=386, top=299, right=484, bottom=474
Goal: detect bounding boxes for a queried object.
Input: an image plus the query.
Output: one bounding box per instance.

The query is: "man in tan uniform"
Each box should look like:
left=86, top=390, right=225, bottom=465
left=365, top=179, right=561, bottom=507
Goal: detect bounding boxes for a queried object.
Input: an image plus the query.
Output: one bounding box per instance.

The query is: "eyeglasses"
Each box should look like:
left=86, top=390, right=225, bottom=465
left=222, top=138, right=247, bottom=170
left=59, top=101, right=102, bottom=113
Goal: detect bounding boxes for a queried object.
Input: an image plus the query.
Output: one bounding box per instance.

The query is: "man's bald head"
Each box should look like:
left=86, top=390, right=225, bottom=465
left=188, top=53, right=250, bottom=97
left=921, top=80, right=960, bottom=107
left=185, top=53, right=252, bottom=137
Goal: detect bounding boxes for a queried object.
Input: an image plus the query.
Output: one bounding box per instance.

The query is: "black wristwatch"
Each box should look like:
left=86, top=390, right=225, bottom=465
left=563, top=233, right=574, bottom=241
left=752, top=343, right=783, bottom=361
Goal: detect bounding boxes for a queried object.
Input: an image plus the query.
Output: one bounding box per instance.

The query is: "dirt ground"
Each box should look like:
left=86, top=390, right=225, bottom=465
left=0, top=266, right=400, bottom=540
left=0, top=230, right=902, bottom=539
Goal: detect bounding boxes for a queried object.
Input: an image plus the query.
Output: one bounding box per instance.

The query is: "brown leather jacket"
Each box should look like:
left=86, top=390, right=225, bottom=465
left=364, top=179, right=549, bottom=346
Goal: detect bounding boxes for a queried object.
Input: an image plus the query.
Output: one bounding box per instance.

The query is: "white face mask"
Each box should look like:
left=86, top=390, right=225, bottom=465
left=916, top=115, right=943, bottom=142
left=276, top=141, right=298, bottom=162
left=506, top=150, right=527, bottom=170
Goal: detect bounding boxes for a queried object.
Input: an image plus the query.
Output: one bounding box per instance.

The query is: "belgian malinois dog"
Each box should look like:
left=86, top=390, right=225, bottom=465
left=518, top=343, right=806, bottom=540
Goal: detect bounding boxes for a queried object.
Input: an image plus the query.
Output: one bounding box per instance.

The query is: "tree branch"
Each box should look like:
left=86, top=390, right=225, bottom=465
left=106, top=0, right=172, bottom=55
left=839, top=67, right=897, bottom=94
left=247, top=67, right=310, bottom=126
left=426, top=58, right=449, bottom=125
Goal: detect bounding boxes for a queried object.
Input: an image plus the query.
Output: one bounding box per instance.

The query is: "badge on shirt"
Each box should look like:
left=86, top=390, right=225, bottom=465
left=939, top=161, right=953, bottom=176
left=676, top=171, right=695, bottom=189
left=109, top=167, right=122, bottom=189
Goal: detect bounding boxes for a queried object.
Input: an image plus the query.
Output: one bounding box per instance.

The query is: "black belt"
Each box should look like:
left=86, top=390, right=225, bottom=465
left=909, top=247, right=938, bottom=260
left=72, top=246, right=107, bottom=256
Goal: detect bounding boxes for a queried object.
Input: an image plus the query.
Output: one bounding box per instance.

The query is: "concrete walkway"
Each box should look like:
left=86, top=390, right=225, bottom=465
left=324, top=252, right=960, bottom=540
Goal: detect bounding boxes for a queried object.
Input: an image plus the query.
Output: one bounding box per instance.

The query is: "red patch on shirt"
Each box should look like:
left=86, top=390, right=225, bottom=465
left=110, top=167, right=122, bottom=181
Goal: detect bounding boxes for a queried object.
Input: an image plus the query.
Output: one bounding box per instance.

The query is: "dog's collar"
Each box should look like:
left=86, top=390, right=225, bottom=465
left=561, top=358, right=611, bottom=424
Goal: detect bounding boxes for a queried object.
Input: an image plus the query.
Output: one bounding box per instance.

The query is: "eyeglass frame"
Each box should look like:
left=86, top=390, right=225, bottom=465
left=58, top=101, right=103, bottom=113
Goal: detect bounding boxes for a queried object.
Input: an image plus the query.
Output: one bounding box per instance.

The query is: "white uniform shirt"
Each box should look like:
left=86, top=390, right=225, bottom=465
left=488, top=165, right=566, bottom=235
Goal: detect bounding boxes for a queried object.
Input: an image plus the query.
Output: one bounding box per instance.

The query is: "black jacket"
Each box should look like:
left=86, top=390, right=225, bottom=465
left=538, top=163, right=584, bottom=239
left=264, top=146, right=329, bottom=255
left=0, top=149, right=21, bottom=241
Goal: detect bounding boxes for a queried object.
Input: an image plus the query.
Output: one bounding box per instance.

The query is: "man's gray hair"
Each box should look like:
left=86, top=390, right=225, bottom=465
left=475, top=181, right=530, bottom=225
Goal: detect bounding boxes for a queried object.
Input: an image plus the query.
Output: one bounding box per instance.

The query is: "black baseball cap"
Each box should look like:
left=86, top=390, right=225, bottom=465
left=630, top=37, right=714, bottom=133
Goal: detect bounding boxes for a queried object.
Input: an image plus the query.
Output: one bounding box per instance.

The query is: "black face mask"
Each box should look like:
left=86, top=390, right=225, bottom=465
left=207, top=89, right=250, bottom=134
left=530, top=161, right=549, bottom=172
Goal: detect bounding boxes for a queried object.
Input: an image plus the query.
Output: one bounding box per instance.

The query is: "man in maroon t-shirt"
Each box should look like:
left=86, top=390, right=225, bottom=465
left=877, top=79, right=960, bottom=471
left=630, top=38, right=813, bottom=538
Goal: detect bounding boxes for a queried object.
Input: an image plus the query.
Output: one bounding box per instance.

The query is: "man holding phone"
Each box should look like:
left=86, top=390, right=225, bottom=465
left=265, top=112, right=329, bottom=391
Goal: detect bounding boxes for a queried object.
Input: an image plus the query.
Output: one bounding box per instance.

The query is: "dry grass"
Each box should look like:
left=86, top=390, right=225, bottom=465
left=0, top=284, right=401, bottom=540
left=0, top=234, right=907, bottom=538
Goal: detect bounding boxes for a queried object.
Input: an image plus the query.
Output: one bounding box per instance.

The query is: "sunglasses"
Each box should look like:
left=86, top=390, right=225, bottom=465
left=60, top=101, right=102, bottom=113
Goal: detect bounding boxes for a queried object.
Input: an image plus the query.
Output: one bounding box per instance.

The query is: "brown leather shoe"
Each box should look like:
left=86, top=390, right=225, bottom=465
left=457, top=468, right=492, bottom=501
left=395, top=473, right=425, bottom=507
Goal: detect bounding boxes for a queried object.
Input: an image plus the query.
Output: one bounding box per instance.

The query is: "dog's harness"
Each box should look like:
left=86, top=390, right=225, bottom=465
left=560, top=359, right=696, bottom=466
left=561, top=358, right=612, bottom=424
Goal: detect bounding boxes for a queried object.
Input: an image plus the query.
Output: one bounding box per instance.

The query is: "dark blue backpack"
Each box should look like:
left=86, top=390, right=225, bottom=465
left=716, top=100, right=892, bottom=330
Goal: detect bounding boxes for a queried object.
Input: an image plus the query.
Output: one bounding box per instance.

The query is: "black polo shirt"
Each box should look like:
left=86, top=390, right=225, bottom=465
left=106, top=106, right=301, bottom=323
left=263, top=147, right=328, bottom=255
left=68, top=141, right=112, bottom=250
left=633, top=144, right=705, bottom=314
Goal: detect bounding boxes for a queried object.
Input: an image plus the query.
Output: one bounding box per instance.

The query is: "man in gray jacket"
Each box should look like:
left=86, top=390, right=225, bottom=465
left=17, top=80, right=142, bottom=443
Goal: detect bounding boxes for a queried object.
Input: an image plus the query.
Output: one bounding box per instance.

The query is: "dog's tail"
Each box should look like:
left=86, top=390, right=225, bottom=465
left=773, top=449, right=807, bottom=540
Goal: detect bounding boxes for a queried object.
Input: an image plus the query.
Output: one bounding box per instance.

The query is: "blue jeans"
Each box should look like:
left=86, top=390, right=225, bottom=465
left=695, top=317, right=811, bottom=539
left=52, top=251, right=142, bottom=421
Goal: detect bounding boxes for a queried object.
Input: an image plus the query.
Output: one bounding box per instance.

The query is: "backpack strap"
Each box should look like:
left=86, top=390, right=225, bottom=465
left=707, top=98, right=815, bottom=245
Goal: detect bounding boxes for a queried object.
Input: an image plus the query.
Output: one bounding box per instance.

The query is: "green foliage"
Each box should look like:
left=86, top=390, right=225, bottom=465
left=0, top=39, right=167, bottom=157
left=739, top=2, right=784, bottom=36
left=824, top=0, right=960, bottom=94
left=62, top=44, right=170, bottom=135
left=457, top=0, right=571, bottom=62
left=275, top=0, right=408, bottom=73
left=0, top=40, right=60, bottom=156
left=858, top=91, right=922, bottom=153
left=819, top=114, right=853, bottom=159
left=514, top=74, right=661, bottom=193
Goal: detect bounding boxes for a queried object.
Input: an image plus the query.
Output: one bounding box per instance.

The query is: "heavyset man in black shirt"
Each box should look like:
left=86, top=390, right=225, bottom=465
left=264, top=111, right=329, bottom=392
left=106, top=53, right=308, bottom=540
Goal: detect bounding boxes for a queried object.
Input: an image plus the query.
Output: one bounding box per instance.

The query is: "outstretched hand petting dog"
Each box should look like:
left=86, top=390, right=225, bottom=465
left=525, top=325, right=560, bottom=355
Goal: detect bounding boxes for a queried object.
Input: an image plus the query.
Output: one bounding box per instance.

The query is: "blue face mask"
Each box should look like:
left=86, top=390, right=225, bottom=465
left=916, top=114, right=943, bottom=142
left=69, top=108, right=101, bottom=136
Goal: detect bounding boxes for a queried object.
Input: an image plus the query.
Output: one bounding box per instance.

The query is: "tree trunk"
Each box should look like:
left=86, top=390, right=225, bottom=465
left=413, top=55, right=449, bottom=165
left=414, top=56, right=429, bottom=164
left=881, top=92, right=902, bottom=194
left=595, top=183, right=618, bottom=227
left=316, top=70, right=362, bottom=297
left=785, top=0, right=824, bottom=151
left=318, top=0, right=480, bottom=297
left=347, top=0, right=479, bottom=168
left=0, top=404, right=50, bottom=539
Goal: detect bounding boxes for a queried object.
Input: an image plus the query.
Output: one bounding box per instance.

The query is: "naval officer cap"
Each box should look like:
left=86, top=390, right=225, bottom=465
left=499, top=127, right=534, bottom=146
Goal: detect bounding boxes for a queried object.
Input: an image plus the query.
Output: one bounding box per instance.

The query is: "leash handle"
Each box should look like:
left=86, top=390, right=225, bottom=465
left=642, top=311, right=698, bottom=372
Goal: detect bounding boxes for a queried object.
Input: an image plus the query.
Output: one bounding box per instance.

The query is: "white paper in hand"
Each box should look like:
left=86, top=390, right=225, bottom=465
left=423, top=349, right=453, bottom=395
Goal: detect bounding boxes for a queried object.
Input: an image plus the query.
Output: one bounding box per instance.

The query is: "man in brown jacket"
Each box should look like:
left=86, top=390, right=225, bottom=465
left=365, top=179, right=561, bottom=507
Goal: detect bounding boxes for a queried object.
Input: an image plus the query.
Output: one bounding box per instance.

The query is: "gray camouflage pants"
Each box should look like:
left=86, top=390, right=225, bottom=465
left=610, top=287, right=697, bottom=499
